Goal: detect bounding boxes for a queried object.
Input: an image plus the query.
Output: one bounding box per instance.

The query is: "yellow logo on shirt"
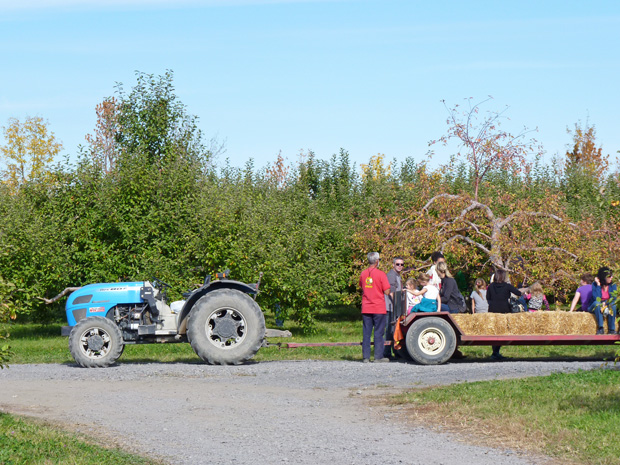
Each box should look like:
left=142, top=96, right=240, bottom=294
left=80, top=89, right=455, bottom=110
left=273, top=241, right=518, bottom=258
left=365, top=277, right=373, bottom=288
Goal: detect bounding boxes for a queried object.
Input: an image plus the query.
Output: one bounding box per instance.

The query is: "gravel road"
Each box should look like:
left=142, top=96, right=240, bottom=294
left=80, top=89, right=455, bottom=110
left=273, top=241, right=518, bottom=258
left=0, top=359, right=607, bottom=465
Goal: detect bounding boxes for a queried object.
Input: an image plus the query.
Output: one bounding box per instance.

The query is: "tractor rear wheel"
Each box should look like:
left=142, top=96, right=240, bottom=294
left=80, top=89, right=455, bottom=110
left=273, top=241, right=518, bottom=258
left=187, top=289, right=265, bottom=365
left=69, top=316, right=124, bottom=368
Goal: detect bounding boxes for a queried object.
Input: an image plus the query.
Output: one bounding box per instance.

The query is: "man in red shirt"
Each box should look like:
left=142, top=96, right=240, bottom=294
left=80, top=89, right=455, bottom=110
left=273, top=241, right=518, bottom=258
left=359, top=252, right=391, bottom=363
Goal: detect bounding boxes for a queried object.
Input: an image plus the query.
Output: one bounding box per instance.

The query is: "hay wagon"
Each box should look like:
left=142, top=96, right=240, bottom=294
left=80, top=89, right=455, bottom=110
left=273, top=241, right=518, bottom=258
left=392, top=291, right=620, bottom=365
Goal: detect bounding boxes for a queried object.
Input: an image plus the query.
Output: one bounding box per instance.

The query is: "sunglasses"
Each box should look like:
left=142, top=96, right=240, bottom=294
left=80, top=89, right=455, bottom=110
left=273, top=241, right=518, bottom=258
left=395, top=263, right=404, bottom=267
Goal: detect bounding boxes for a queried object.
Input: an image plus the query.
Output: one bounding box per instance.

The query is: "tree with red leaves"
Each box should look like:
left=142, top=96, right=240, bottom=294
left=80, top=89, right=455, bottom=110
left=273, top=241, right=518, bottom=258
left=431, top=97, right=542, bottom=201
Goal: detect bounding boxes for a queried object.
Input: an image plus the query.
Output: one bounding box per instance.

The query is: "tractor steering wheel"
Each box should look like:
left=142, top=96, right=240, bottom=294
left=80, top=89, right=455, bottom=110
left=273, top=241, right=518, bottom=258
left=151, top=278, right=171, bottom=290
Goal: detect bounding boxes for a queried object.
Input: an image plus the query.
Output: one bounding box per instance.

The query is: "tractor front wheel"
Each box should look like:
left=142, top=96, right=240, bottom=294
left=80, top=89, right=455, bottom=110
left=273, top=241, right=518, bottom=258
left=69, top=316, right=124, bottom=368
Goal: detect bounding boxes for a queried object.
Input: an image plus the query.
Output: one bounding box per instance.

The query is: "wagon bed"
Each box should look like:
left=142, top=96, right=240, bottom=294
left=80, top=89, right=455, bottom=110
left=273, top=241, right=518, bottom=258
left=393, top=289, right=619, bottom=364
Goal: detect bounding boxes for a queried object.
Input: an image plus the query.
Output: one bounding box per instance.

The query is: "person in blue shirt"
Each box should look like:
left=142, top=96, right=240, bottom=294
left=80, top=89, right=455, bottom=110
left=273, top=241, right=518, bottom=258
left=588, top=267, right=617, bottom=335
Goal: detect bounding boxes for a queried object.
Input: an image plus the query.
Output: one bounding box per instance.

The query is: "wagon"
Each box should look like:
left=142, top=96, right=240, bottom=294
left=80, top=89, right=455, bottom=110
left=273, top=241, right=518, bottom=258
left=391, top=290, right=620, bottom=365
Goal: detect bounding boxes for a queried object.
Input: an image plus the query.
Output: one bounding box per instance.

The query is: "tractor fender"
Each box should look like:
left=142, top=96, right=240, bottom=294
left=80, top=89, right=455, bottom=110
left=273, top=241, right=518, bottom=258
left=176, top=280, right=257, bottom=334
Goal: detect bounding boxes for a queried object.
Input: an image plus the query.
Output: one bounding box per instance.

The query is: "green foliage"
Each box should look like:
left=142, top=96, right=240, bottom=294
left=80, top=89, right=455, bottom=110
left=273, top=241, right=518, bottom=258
left=0, top=341, right=10, bottom=368
left=0, top=275, right=16, bottom=367
left=1, top=80, right=619, bottom=331
left=563, top=166, right=605, bottom=220
left=0, top=73, right=365, bottom=331
left=186, top=157, right=357, bottom=332
left=0, top=71, right=213, bottom=319
left=562, top=121, right=612, bottom=221
left=114, top=70, right=209, bottom=168
left=0, top=116, right=63, bottom=192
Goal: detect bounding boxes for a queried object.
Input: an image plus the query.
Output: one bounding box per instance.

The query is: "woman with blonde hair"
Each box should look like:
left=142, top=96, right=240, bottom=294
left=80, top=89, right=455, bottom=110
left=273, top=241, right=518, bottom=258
left=436, top=261, right=462, bottom=314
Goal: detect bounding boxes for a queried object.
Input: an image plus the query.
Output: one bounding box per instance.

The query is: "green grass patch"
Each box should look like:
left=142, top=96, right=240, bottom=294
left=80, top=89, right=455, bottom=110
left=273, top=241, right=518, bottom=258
left=0, top=412, right=161, bottom=465
left=454, top=344, right=618, bottom=362
left=395, top=369, right=620, bottom=465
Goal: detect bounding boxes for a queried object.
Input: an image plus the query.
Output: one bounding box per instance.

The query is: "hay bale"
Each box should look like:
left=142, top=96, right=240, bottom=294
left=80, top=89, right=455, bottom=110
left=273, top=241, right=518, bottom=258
left=571, top=311, right=600, bottom=333
left=452, top=311, right=599, bottom=336
left=531, top=312, right=557, bottom=335
left=452, top=313, right=508, bottom=335
left=507, top=312, right=536, bottom=335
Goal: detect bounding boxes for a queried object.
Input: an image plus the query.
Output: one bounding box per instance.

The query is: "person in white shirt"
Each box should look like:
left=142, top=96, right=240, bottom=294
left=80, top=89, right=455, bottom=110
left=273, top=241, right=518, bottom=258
left=427, top=251, right=445, bottom=290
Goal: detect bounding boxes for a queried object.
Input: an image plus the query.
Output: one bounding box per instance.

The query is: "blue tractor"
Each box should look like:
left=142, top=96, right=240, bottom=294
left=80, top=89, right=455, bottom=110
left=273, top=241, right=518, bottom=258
left=62, top=274, right=265, bottom=367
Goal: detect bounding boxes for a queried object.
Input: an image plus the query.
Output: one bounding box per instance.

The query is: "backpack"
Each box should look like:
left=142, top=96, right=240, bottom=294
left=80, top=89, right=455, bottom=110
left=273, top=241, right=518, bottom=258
left=454, top=290, right=467, bottom=313
left=509, top=296, right=525, bottom=313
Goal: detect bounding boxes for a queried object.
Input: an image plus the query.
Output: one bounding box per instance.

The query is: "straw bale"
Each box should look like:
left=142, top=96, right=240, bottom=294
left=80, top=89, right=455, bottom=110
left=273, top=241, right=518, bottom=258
left=506, top=312, right=533, bottom=335
left=452, top=311, right=599, bottom=336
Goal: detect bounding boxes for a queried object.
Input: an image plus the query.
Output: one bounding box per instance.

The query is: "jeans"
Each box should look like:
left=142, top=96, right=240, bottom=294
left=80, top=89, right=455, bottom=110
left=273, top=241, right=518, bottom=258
left=383, top=310, right=394, bottom=358
left=441, top=303, right=459, bottom=314
left=362, top=313, right=387, bottom=360
left=594, top=302, right=616, bottom=332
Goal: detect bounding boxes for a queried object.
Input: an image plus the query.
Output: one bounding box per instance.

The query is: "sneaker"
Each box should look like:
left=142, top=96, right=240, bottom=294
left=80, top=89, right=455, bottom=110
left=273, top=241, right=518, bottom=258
left=490, top=353, right=504, bottom=361
left=596, top=328, right=604, bottom=335
left=373, top=358, right=390, bottom=363
left=362, top=358, right=370, bottom=364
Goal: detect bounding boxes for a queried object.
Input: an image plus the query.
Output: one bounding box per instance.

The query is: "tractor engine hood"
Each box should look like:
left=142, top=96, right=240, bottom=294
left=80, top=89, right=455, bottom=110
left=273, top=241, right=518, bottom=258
left=65, top=282, right=145, bottom=326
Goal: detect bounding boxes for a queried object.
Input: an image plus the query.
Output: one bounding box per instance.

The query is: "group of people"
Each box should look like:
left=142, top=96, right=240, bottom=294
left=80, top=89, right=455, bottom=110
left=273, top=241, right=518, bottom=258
left=359, top=251, right=618, bottom=363
left=470, top=279, right=550, bottom=314
left=359, top=251, right=466, bottom=363
left=568, top=268, right=617, bottom=335
left=404, top=254, right=462, bottom=314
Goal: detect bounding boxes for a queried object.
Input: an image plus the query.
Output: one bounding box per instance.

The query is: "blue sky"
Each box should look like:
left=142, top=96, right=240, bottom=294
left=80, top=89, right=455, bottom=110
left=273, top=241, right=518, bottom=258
left=1, top=0, right=619, bottom=171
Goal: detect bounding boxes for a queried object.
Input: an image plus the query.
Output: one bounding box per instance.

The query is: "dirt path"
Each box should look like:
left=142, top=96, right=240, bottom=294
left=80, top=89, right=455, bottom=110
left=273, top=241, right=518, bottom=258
left=0, top=360, right=603, bottom=464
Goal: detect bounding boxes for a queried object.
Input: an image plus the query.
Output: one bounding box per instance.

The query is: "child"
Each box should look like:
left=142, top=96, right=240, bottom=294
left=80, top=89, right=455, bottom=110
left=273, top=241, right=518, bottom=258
left=470, top=278, right=488, bottom=314
left=405, top=277, right=422, bottom=314
left=524, top=282, right=549, bottom=311
left=410, top=273, right=441, bottom=313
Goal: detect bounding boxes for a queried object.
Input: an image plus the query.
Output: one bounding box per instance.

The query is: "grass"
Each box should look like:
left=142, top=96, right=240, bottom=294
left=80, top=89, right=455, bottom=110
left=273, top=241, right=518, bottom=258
left=394, top=369, right=620, bottom=465
left=0, top=412, right=162, bottom=465
left=0, top=305, right=368, bottom=364
left=1, top=304, right=618, bottom=364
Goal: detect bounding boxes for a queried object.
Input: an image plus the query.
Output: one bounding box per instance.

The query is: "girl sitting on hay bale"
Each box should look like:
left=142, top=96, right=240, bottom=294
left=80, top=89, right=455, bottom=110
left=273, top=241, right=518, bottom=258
left=405, top=277, right=422, bottom=313
left=409, top=273, right=441, bottom=313
left=470, top=278, right=488, bottom=314
left=523, top=282, right=550, bottom=312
